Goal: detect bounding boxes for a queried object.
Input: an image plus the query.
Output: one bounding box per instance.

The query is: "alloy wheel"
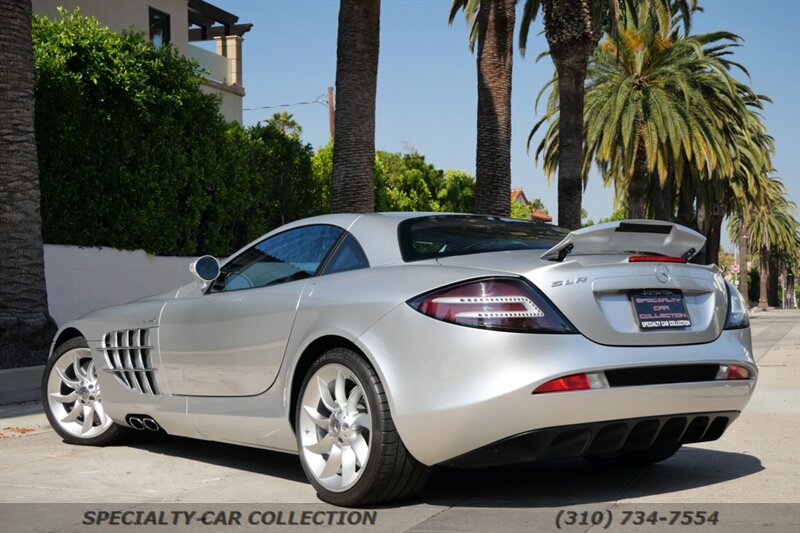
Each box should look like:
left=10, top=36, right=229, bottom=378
left=298, top=363, right=372, bottom=492
left=46, top=348, right=112, bottom=439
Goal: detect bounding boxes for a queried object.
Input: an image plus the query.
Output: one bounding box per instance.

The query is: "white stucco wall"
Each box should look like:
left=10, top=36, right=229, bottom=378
left=33, top=0, right=189, bottom=54
left=44, top=245, right=197, bottom=326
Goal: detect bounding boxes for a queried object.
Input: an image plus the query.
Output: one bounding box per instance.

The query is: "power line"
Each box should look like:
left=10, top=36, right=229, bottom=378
left=243, top=94, right=328, bottom=112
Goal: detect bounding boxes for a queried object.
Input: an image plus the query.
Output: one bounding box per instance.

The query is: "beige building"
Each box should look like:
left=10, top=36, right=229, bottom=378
left=33, top=0, right=252, bottom=123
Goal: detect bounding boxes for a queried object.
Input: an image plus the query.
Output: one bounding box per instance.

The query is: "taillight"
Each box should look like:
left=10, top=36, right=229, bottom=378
left=715, top=364, right=752, bottom=380
left=407, top=278, right=576, bottom=333
left=533, top=372, right=609, bottom=394
left=724, top=281, right=750, bottom=330
left=628, top=255, right=688, bottom=263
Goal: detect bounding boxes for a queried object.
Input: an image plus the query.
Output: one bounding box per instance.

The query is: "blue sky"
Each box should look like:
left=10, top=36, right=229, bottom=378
left=221, top=0, right=799, bottom=251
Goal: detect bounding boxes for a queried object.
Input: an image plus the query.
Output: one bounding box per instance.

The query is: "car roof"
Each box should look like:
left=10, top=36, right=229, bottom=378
left=226, top=212, right=546, bottom=268
left=276, top=212, right=445, bottom=267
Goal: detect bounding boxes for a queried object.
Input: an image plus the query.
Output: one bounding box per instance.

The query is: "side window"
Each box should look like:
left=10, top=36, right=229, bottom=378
left=321, top=234, right=370, bottom=275
left=210, top=225, right=343, bottom=293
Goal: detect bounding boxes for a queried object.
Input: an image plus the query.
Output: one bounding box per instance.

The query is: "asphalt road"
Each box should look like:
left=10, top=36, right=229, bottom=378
left=1, top=310, right=798, bottom=532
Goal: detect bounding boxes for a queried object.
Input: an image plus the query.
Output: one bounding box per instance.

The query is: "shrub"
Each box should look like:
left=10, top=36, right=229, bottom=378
left=33, top=9, right=321, bottom=257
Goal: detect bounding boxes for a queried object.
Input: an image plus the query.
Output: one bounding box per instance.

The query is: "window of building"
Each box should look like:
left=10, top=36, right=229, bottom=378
left=149, top=7, right=171, bottom=48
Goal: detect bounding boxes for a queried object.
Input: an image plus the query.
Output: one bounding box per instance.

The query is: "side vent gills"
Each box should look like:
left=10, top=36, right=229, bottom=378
left=100, top=328, right=159, bottom=395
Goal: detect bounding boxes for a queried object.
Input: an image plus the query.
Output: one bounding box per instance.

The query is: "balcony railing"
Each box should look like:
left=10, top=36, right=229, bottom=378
left=186, top=43, right=231, bottom=85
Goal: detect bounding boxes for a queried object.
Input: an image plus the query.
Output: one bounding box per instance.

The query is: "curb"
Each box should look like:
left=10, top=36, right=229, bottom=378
left=0, top=365, right=44, bottom=405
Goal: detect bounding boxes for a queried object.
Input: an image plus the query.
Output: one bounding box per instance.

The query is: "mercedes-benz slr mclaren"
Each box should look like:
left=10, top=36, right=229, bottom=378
left=42, top=213, right=755, bottom=505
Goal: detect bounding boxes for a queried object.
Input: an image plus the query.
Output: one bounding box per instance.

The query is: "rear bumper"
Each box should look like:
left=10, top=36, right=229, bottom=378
left=443, top=410, right=739, bottom=468
left=358, top=304, right=755, bottom=466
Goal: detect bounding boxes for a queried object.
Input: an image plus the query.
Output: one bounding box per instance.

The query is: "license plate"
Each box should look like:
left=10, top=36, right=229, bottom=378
left=631, top=289, right=691, bottom=329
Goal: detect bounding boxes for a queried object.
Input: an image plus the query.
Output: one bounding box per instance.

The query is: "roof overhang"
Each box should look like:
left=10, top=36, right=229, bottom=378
left=188, top=0, right=252, bottom=41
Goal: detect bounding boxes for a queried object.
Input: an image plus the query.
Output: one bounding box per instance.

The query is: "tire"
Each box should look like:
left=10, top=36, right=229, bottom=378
left=295, top=348, right=430, bottom=506
left=584, top=442, right=682, bottom=468
left=42, top=337, right=129, bottom=446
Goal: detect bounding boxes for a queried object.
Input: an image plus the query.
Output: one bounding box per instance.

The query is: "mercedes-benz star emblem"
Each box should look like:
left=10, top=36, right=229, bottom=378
left=655, top=264, right=670, bottom=283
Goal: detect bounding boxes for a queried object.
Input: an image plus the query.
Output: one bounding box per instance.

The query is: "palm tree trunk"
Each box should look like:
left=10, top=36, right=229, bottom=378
left=0, top=0, right=58, bottom=368
left=767, top=252, right=780, bottom=307
left=474, top=0, right=514, bottom=217
left=627, top=142, right=648, bottom=219
left=781, top=265, right=789, bottom=309
left=331, top=0, right=380, bottom=213
left=691, top=195, right=708, bottom=264
left=652, top=174, right=673, bottom=221
left=737, top=222, right=749, bottom=305
left=675, top=185, right=694, bottom=226
left=758, top=245, right=769, bottom=310
left=705, top=212, right=723, bottom=266
left=550, top=40, right=593, bottom=229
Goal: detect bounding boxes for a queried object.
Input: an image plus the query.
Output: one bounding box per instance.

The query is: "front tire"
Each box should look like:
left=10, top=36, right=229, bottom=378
left=42, top=337, right=128, bottom=446
left=295, top=348, right=430, bottom=506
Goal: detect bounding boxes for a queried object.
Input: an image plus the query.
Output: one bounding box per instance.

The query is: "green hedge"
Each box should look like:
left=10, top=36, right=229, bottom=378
left=33, top=10, right=474, bottom=258
left=33, top=9, right=321, bottom=257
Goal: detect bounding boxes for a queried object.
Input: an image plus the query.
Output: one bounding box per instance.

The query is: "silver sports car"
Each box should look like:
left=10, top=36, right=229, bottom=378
left=42, top=213, right=756, bottom=505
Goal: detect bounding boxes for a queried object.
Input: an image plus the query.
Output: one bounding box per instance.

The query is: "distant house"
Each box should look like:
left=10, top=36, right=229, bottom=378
left=510, top=188, right=529, bottom=206
left=33, top=0, right=252, bottom=123
left=510, top=187, right=553, bottom=222
left=530, top=211, right=553, bottom=223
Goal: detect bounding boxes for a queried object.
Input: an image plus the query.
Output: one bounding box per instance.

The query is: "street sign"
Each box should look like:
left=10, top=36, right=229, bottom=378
left=731, top=264, right=740, bottom=274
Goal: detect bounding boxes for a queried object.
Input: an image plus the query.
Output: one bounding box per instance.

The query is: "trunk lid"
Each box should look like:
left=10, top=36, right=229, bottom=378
left=435, top=221, right=728, bottom=346
left=528, top=258, right=728, bottom=346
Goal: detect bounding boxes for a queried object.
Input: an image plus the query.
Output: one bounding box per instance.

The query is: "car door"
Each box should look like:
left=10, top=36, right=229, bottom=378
left=158, top=224, right=344, bottom=396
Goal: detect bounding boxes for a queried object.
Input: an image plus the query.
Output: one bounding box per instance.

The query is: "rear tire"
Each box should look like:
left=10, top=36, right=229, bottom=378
left=42, top=337, right=129, bottom=446
left=295, top=348, right=430, bottom=506
left=585, top=442, right=682, bottom=468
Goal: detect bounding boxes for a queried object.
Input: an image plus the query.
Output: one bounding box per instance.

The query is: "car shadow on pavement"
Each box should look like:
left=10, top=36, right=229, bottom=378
left=127, top=433, right=763, bottom=508
left=126, top=433, right=309, bottom=484
left=411, top=447, right=765, bottom=508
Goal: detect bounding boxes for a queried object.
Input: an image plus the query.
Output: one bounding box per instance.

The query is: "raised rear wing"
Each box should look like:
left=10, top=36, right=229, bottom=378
left=540, top=220, right=706, bottom=262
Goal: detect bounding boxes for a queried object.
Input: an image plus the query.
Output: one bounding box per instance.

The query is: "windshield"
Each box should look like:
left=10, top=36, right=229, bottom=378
left=398, top=215, right=569, bottom=262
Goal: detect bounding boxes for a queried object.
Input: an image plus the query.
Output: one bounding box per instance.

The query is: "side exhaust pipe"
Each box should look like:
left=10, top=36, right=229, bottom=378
left=127, top=416, right=145, bottom=430
left=126, top=415, right=160, bottom=431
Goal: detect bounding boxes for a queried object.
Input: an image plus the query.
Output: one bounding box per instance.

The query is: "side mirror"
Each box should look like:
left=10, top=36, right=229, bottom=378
left=189, top=255, right=220, bottom=290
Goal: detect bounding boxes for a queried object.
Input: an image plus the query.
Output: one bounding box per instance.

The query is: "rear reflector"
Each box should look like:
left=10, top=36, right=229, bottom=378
left=628, top=255, right=688, bottom=263
left=533, top=372, right=609, bottom=394
left=715, top=365, right=751, bottom=380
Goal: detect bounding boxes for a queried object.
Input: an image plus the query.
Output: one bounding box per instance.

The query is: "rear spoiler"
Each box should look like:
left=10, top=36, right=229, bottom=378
left=541, top=220, right=706, bottom=262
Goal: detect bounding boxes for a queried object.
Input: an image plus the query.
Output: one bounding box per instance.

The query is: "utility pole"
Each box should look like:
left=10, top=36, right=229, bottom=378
left=327, top=86, right=335, bottom=139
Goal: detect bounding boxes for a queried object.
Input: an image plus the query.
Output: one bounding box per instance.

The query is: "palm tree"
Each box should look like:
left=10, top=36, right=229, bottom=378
left=331, top=0, right=381, bottom=213
left=266, top=111, right=302, bottom=138
left=449, top=0, right=515, bottom=217
left=519, top=0, right=696, bottom=229
left=0, top=0, right=58, bottom=368
left=729, top=178, right=799, bottom=310
left=533, top=12, right=750, bottom=218
left=701, top=98, right=774, bottom=265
